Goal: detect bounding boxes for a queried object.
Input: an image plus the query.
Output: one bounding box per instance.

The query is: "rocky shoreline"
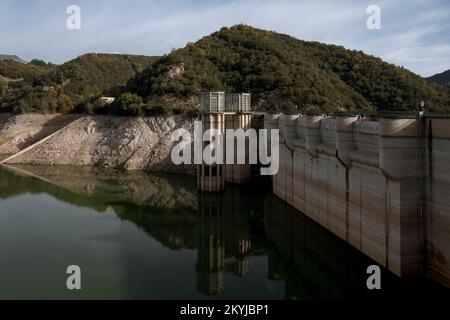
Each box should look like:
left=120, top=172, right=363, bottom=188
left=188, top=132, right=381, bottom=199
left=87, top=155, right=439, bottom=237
left=0, top=113, right=195, bottom=174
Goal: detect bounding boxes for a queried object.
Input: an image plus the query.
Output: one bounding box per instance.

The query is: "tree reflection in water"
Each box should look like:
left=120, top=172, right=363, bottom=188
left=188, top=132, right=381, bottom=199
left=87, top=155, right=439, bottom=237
left=0, top=164, right=445, bottom=299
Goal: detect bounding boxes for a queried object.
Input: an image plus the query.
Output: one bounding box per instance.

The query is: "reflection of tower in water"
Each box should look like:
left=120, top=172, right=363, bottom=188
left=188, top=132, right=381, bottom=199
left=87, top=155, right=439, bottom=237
left=223, top=187, right=252, bottom=277
left=196, top=187, right=253, bottom=295
left=196, top=192, right=225, bottom=295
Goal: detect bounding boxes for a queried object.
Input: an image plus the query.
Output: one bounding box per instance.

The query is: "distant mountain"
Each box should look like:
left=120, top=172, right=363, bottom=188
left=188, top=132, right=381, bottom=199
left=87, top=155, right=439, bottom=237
left=428, top=70, right=450, bottom=88
left=0, top=55, right=27, bottom=64
left=127, top=25, right=450, bottom=112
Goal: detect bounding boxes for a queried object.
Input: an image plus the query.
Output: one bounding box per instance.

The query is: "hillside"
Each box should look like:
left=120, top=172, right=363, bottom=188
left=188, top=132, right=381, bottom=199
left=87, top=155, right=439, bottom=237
left=0, top=113, right=195, bottom=174
left=428, top=70, right=450, bottom=88
left=2, top=25, right=450, bottom=115
left=127, top=25, right=450, bottom=112
left=0, top=59, right=56, bottom=82
left=35, top=53, right=158, bottom=96
left=0, top=53, right=158, bottom=114
left=0, top=55, right=27, bottom=63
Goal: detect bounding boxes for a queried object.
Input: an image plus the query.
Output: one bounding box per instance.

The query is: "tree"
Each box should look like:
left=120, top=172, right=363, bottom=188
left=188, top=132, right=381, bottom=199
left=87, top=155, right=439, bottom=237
left=57, top=94, right=74, bottom=113
left=110, top=92, right=144, bottom=116
left=30, top=59, right=48, bottom=66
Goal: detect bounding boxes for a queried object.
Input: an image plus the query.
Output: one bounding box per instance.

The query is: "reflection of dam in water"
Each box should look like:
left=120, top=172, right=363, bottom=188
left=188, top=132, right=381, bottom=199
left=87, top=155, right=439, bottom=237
left=196, top=189, right=252, bottom=295
left=195, top=185, right=445, bottom=298
left=0, top=165, right=446, bottom=298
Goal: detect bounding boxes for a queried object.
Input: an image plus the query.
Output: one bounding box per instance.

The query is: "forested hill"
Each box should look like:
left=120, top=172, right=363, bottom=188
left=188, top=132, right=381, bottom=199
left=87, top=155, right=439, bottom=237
left=1, top=25, right=450, bottom=115
left=127, top=25, right=450, bottom=113
left=0, top=59, right=56, bottom=81
left=0, top=53, right=158, bottom=114
left=34, top=53, right=158, bottom=97
left=428, top=70, right=450, bottom=89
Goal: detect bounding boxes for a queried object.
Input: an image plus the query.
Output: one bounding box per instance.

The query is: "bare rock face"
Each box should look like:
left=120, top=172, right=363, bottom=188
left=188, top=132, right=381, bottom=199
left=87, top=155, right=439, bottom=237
left=0, top=113, right=80, bottom=161
left=167, top=63, right=185, bottom=78
left=0, top=114, right=195, bottom=174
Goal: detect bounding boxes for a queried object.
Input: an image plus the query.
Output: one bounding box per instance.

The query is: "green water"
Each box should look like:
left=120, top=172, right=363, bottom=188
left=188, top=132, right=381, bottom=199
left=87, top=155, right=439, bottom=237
left=0, top=165, right=445, bottom=299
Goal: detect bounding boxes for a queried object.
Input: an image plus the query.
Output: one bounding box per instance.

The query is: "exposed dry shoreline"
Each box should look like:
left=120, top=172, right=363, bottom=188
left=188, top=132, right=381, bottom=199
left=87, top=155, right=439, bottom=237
left=0, top=113, right=195, bottom=174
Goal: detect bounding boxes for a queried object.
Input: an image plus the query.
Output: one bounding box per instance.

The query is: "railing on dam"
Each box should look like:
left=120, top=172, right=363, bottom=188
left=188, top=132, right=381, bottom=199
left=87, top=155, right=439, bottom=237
left=264, top=112, right=450, bottom=288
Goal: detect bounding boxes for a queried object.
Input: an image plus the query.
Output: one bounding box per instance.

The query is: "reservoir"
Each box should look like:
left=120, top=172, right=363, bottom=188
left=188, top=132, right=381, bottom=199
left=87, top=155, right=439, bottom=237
left=0, top=165, right=446, bottom=299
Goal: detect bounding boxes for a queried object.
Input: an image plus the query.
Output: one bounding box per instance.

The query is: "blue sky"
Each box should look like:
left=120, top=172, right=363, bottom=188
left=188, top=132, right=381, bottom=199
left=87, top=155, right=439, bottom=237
left=0, top=0, right=449, bottom=77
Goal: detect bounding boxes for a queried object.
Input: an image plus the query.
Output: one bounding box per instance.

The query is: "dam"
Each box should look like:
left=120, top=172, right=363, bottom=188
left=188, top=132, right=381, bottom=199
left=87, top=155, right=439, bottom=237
left=0, top=100, right=448, bottom=290
left=263, top=112, right=450, bottom=287
left=195, top=92, right=449, bottom=287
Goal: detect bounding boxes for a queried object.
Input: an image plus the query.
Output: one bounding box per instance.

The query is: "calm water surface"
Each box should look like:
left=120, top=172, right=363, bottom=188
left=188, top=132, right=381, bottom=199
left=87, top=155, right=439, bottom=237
left=0, top=165, right=445, bottom=299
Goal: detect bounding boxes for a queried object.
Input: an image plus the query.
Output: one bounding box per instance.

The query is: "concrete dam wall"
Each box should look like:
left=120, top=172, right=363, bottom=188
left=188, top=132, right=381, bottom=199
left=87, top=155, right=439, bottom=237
left=265, top=113, right=449, bottom=287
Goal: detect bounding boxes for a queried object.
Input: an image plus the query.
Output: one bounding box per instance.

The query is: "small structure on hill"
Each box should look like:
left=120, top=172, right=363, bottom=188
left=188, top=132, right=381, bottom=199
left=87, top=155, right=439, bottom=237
left=100, top=97, right=116, bottom=106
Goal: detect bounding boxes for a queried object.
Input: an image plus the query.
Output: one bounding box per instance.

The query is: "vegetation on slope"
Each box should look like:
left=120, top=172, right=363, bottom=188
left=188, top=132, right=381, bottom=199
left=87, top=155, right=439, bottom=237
left=35, top=53, right=157, bottom=96
left=0, top=53, right=157, bottom=114
left=1, top=25, right=450, bottom=115
left=428, top=70, right=450, bottom=89
left=127, top=25, right=450, bottom=112
left=0, top=59, right=56, bottom=81
left=303, top=42, right=450, bottom=112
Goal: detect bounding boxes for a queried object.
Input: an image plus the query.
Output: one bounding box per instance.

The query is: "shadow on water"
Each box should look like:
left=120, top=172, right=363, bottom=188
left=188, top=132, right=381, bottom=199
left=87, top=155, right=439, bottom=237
left=0, top=164, right=447, bottom=299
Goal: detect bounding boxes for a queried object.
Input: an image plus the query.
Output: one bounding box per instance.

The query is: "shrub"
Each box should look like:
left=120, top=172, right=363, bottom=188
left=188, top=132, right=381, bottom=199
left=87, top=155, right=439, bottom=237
left=127, top=103, right=144, bottom=116
left=56, top=94, right=74, bottom=113
left=182, top=107, right=199, bottom=118
left=143, top=104, right=172, bottom=117
left=110, top=92, right=144, bottom=116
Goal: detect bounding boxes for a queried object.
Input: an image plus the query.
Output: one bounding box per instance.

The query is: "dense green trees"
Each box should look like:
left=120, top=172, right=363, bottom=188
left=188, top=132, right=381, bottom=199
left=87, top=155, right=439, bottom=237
left=1, top=25, right=449, bottom=115
left=0, top=59, right=55, bottom=81
left=108, top=92, right=198, bottom=117
left=110, top=92, right=143, bottom=116
left=0, top=53, right=157, bottom=115
left=428, top=69, right=450, bottom=90
left=126, top=25, right=450, bottom=113
left=35, top=53, right=157, bottom=97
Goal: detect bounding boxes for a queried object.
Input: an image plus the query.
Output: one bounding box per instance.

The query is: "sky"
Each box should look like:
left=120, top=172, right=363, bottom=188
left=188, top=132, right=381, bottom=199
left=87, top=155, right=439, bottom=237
left=0, top=0, right=449, bottom=77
